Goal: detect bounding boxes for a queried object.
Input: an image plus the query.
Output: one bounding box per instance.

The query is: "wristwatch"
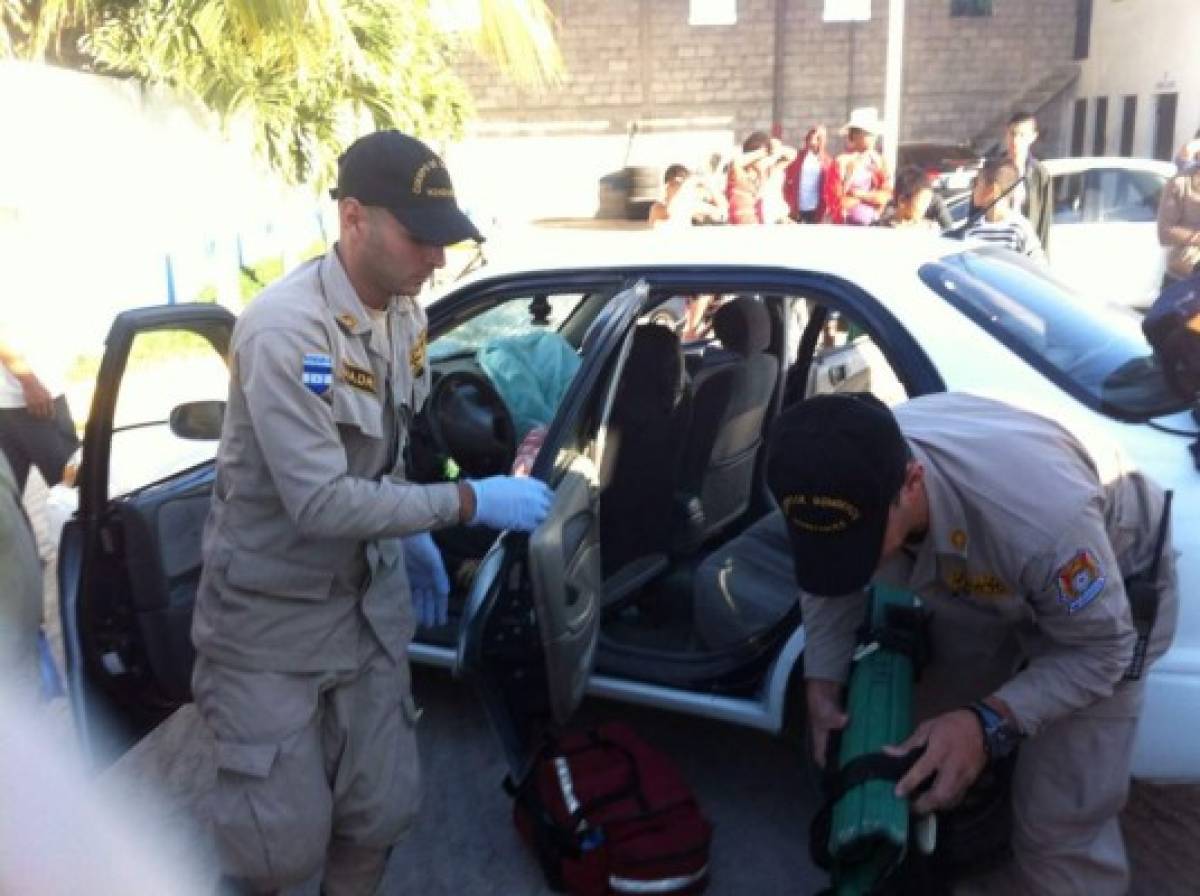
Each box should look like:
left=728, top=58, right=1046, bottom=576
left=967, top=701, right=1022, bottom=762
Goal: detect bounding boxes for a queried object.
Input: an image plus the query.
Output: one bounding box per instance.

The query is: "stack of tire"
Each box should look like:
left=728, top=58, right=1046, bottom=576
left=596, top=165, right=662, bottom=221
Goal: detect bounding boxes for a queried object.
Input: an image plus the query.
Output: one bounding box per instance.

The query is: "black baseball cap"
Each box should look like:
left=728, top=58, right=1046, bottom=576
left=331, top=130, right=483, bottom=246
left=765, top=393, right=910, bottom=596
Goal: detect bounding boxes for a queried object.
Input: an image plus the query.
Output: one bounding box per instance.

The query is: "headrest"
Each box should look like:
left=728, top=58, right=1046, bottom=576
left=713, top=297, right=770, bottom=357
left=616, top=323, right=686, bottom=420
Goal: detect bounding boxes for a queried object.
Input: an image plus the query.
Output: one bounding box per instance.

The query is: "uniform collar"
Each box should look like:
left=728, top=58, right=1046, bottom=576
left=320, top=246, right=375, bottom=337
left=907, top=441, right=971, bottom=590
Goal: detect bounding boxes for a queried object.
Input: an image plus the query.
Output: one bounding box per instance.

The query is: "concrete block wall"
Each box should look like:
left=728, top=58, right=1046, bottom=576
left=450, top=0, right=1078, bottom=220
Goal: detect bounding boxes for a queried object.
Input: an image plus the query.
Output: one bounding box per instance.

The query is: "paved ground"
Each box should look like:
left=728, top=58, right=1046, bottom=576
left=26, top=472, right=1200, bottom=895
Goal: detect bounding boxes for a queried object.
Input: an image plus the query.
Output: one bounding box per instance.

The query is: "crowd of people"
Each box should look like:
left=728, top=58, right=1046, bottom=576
left=647, top=106, right=1052, bottom=264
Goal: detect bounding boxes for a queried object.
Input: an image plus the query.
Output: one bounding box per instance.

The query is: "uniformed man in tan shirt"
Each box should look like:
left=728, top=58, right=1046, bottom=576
left=195, top=131, right=554, bottom=896
left=765, top=392, right=1177, bottom=895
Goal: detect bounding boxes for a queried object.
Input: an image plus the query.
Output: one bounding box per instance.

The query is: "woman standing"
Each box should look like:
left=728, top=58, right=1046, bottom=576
left=829, top=108, right=892, bottom=226
left=784, top=125, right=835, bottom=223
left=726, top=131, right=797, bottom=225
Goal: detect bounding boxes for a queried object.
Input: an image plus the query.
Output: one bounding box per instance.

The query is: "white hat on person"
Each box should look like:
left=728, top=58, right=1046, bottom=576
left=839, top=107, right=884, bottom=135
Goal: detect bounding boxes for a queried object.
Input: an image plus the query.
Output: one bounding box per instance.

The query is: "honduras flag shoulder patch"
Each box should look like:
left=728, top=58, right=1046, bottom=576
left=302, top=352, right=334, bottom=396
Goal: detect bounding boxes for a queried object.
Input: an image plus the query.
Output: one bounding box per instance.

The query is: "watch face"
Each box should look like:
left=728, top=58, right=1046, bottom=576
left=973, top=702, right=1020, bottom=760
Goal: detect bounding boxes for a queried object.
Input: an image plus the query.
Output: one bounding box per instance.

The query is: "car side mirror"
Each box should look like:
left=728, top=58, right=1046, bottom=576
left=169, top=400, right=226, bottom=440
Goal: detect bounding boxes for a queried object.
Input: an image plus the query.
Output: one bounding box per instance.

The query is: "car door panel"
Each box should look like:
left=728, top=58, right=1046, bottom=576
left=457, top=281, right=647, bottom=776
left=117, top=475, right=214, bottom=703
left=65, top=304, right=232, bottom=767
left=528, top=455, right=601, bottom=723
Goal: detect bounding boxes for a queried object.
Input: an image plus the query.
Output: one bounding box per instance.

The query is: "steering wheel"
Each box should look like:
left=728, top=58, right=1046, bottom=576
left=426, top=370, right=518, bottom=479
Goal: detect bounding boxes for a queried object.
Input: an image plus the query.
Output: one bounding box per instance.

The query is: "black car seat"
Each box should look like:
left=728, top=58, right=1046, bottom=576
left=693, top=510, right=798, bottom=650
left=673, top=297, right=778, bottom=553
left=597, top=322, right=689, bottom=609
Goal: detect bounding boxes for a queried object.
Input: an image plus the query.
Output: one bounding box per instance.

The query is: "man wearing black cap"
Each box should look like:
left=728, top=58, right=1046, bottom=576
left=193, top=130, right=553, bottom=895
left=765, top=391, right=1177, bottom=895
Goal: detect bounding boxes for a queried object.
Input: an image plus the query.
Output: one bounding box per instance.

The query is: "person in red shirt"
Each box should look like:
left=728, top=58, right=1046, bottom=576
left=784, top=125, right=836, bottom=223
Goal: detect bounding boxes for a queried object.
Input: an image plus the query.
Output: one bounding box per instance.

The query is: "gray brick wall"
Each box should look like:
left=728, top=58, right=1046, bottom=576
left=460, top=0, right=1075, bottom=142
left=450, top=0, right=1078, bottom=219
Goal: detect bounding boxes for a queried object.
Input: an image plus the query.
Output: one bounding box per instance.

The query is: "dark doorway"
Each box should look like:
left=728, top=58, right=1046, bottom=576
left=1120, top=96, right=1137, bottom=157
left=1093, top=97, right=1108, bottom=155
left=1071, top=98, right=1088, bottom=157
left=1154, top=93, right=1178, bottom=161
left=1074, top=0, right=1093, bottom=60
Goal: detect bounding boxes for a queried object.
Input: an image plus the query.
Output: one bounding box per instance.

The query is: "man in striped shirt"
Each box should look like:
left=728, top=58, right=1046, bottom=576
left=966, top=157, right=1047, bottom=263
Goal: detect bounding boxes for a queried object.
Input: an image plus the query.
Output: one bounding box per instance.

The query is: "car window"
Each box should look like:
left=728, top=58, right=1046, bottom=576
left=920, top=248, right=1186, bottom=420
left=1090, top=169, right=1164, bottom=223
left=430, top=292, right=586, bottom=359
left=1053, top=172, right=1085, bottom=224
left=110, top=326, right=229, bottom=495
left=790, top=299, right=909, bottom=408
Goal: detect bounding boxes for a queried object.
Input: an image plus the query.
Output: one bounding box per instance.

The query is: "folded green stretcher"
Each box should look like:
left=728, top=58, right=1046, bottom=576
left=812, top=583, right=932, bottom=896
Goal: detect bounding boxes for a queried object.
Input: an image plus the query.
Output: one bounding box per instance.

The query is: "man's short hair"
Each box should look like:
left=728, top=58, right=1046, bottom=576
left=664, top=163, right=691, bottom=184
left=743, top=130, right=771, bottom=153
left=1007, top=110, right=1038, bottom=130
left=978, top=157, right=1020, bottom=192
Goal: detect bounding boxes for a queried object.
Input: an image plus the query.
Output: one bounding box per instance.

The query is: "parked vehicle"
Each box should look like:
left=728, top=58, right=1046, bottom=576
left=61, top=227, right=1198, bottom=785
left=897, top=140, right=984, bottom=197
left=948, top=157, right=1175, bottom=310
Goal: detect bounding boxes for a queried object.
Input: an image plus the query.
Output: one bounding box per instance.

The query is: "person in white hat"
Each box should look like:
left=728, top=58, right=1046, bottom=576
left=830, top=107, right=893, bottom=226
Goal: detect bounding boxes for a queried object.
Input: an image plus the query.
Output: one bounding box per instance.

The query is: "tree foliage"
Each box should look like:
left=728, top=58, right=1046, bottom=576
left=2, top=0, right=563, bottom=186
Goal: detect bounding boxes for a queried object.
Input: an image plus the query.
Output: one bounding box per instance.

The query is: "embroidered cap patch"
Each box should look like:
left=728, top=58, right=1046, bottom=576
left=302, top=353, right=334, bottom=396
left=1055, top=549, right=1107, bottom=614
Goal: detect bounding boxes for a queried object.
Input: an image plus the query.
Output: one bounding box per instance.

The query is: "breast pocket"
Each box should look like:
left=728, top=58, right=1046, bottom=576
left=332, top=383, right=385, bottom=440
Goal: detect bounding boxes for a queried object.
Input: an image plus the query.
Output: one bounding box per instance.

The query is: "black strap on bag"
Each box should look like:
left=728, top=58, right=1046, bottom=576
left=808, top=743, right=927, bottom=874
left=1124, top=489, right=1173, bottom=681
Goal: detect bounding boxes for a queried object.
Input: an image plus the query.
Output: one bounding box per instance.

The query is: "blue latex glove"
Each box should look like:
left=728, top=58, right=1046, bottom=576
left=469, top=476, right=554, bottom=532
left=403, top=532, right=450, bottom=628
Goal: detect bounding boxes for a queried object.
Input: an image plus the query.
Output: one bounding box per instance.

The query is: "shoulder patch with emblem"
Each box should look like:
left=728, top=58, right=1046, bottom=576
left=302, top=353, right=333, bottom=396
left=1055, top=549, right=1107, bottom=614
left=410, top=329, right=427, bottom=378
left=341, top=361, right=377, bottom=394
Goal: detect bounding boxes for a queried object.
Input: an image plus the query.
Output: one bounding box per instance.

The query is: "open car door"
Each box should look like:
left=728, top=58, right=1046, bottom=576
left=457, top=282, right=648, bottom=776
left=61, top=304, right=233, bottom=768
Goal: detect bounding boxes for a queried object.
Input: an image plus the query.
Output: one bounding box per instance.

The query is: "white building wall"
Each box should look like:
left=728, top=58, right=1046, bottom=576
left=1072, top=0, right=1200, bottom=159
left=0, top=61, right=323, bottom=353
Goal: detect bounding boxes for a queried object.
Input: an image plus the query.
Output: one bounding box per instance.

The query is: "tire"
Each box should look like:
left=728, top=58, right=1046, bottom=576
left=625, top=165, right=662, bottom=201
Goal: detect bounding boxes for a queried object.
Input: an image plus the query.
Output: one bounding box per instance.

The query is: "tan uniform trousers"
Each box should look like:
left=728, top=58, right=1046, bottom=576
left=193, top=639, right=422, bottom=895
left=919, top=552, right=1179, bottom=896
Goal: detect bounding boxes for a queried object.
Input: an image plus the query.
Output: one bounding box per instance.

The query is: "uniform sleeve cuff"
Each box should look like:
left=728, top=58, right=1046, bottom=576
left=428, top=482, right=463, bottom=528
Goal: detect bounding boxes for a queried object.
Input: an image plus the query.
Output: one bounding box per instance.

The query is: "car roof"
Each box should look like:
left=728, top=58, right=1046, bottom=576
left=465, top=224, right=959, bottom=288
left=1039, top=157, right=1176, bottom=177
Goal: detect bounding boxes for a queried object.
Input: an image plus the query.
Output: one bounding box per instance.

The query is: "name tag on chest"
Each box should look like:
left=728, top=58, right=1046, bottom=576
left=342, top=361, right=377, bottom=394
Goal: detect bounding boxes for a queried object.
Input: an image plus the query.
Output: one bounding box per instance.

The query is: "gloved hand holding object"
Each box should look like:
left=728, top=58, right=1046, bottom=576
left=469, top=476, right=554, bottom=531
left=404, top=532, right=450, bottom=628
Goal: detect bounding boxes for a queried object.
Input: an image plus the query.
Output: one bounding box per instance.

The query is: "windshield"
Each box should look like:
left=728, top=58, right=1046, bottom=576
left=920, top=248, right=1186, bottom=421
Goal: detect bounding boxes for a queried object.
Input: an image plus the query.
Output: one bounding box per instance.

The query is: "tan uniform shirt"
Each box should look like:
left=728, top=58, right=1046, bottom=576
left=801, top=393, right=1175, bottom=738
left=192, top=247, right=461, bottom=672
left=1158, top=171, right=1200, bottom=278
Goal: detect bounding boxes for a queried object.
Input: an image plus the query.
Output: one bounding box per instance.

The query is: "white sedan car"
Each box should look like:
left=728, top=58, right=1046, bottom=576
left=950, top=156, right=1175, bottom=311
left=60, top=227, right=1198, bottom=785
